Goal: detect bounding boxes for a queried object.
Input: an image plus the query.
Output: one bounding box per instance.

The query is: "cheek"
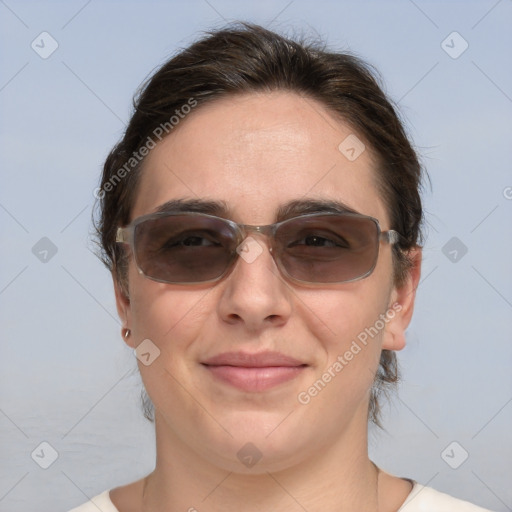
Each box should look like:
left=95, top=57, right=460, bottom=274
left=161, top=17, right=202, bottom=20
left=296, top=280, right=392, bottom=400
left=301, top=244, right=395, bottom=344
left=301, top=281, right=390, bottom=351
left=126, top=269, right=211, bottom=394
left=127, top=280, right=214, bottom=416
left=129, top=284, right=210, bottom=349
left=126, top=258, right=209, bottom=338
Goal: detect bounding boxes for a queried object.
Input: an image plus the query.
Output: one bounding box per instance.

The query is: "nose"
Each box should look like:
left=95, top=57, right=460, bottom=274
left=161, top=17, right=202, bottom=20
left=216, top=235, right=293, bottom=332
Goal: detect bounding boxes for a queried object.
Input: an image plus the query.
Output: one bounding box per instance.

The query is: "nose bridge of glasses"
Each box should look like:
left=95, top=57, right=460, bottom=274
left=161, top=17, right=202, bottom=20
left=237, top=223, right=276, bottom=253
left=241, top=223, right=273, bottom=234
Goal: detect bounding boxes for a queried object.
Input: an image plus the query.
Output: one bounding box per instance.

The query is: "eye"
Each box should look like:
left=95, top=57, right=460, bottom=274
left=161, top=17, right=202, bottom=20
left=161, top=230, right=223, bottom=249
left=172, top=235, right=216, bottom=247
left=295, top=235, right=346, bottom=248
left=289, top=232, right=350, bottom=249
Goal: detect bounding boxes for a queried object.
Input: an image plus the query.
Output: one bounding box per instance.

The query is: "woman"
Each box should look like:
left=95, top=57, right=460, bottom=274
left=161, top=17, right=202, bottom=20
left=71, top=23, right=492, bottom=511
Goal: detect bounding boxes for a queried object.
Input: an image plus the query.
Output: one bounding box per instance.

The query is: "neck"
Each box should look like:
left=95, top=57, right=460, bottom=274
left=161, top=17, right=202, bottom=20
left=141, top=414, right=381, bottom=512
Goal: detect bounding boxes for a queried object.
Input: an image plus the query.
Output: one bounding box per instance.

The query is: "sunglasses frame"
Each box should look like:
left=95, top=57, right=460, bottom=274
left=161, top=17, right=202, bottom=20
left=116, top=210, right=405, bottom=285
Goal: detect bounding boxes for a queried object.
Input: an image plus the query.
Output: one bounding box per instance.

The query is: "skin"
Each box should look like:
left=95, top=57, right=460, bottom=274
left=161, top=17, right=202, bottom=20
left=111, top=91, right=422, bottom=512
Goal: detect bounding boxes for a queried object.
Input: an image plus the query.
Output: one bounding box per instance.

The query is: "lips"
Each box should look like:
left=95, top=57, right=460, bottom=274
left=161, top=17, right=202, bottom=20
left=201, top=351, right=307, bottom=392
left=203, top=351, right=305, bottom=367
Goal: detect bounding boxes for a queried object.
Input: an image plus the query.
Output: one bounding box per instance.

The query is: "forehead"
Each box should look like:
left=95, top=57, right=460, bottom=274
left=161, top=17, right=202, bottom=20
left=132, top=92, right=389, bottom=226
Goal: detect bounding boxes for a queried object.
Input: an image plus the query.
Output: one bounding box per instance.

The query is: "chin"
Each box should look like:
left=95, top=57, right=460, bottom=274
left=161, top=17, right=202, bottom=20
left=188, top=409, right=320, bottom=474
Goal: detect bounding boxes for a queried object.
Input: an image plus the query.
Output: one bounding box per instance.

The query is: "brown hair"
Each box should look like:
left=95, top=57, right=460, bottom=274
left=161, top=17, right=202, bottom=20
left=94, top=22, right=424, bottom=426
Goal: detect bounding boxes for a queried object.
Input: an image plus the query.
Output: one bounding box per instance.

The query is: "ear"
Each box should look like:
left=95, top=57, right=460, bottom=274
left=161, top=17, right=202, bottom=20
left=112, top=272, right=135, bottom=348
left=382, top=247, right=422, bottom=351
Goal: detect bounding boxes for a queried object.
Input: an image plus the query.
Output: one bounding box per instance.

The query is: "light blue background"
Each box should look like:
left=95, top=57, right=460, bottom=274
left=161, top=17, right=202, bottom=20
left=1, top=1, right=511, bottom=511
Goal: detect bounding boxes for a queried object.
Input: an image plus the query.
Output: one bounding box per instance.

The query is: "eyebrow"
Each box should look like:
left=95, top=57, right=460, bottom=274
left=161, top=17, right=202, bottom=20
left=153, top=198, right=358, bottom=222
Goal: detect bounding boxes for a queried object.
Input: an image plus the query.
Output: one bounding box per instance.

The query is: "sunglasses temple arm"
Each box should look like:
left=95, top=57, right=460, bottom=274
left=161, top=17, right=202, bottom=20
left=381, top=230, right=406, bottom=246
left=115, top=227, right=131, bottom=244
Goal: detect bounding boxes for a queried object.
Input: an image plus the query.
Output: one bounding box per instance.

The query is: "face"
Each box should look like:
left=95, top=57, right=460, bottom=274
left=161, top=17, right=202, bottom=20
left=115, top=92, right=419, bottom=473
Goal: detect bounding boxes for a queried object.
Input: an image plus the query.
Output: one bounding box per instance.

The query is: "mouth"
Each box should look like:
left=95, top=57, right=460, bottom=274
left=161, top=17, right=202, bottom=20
left=201, top=351, right=308, bottom=392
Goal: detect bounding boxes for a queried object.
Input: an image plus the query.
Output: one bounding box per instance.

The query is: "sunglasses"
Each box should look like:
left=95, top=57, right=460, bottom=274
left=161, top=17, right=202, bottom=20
left=115, top=211, right=404, bottom=285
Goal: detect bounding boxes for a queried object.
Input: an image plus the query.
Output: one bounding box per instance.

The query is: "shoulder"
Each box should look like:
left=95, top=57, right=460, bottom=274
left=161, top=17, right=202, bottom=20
left=399, top=482, right=494, bottom=511
left=67, top=490, right=119, bottom=512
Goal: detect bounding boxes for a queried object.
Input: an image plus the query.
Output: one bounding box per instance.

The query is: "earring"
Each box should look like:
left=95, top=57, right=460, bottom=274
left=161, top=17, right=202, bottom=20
left=123, top=328, right=131, bottom=339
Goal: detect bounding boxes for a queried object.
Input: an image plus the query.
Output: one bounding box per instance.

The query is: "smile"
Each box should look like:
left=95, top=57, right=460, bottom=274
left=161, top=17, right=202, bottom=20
left=201, top=351, right=308, bottom=392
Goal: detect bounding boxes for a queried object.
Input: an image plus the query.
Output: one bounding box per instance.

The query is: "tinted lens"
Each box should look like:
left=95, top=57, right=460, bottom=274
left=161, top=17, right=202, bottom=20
left=275, top=215, right=379, bottom=283
left=134, top=215, right=237, bottom=283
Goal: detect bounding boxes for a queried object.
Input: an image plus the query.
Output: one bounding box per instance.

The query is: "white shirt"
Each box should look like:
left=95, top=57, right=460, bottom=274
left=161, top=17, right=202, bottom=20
left=68, top=483, right=494, bottom=511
